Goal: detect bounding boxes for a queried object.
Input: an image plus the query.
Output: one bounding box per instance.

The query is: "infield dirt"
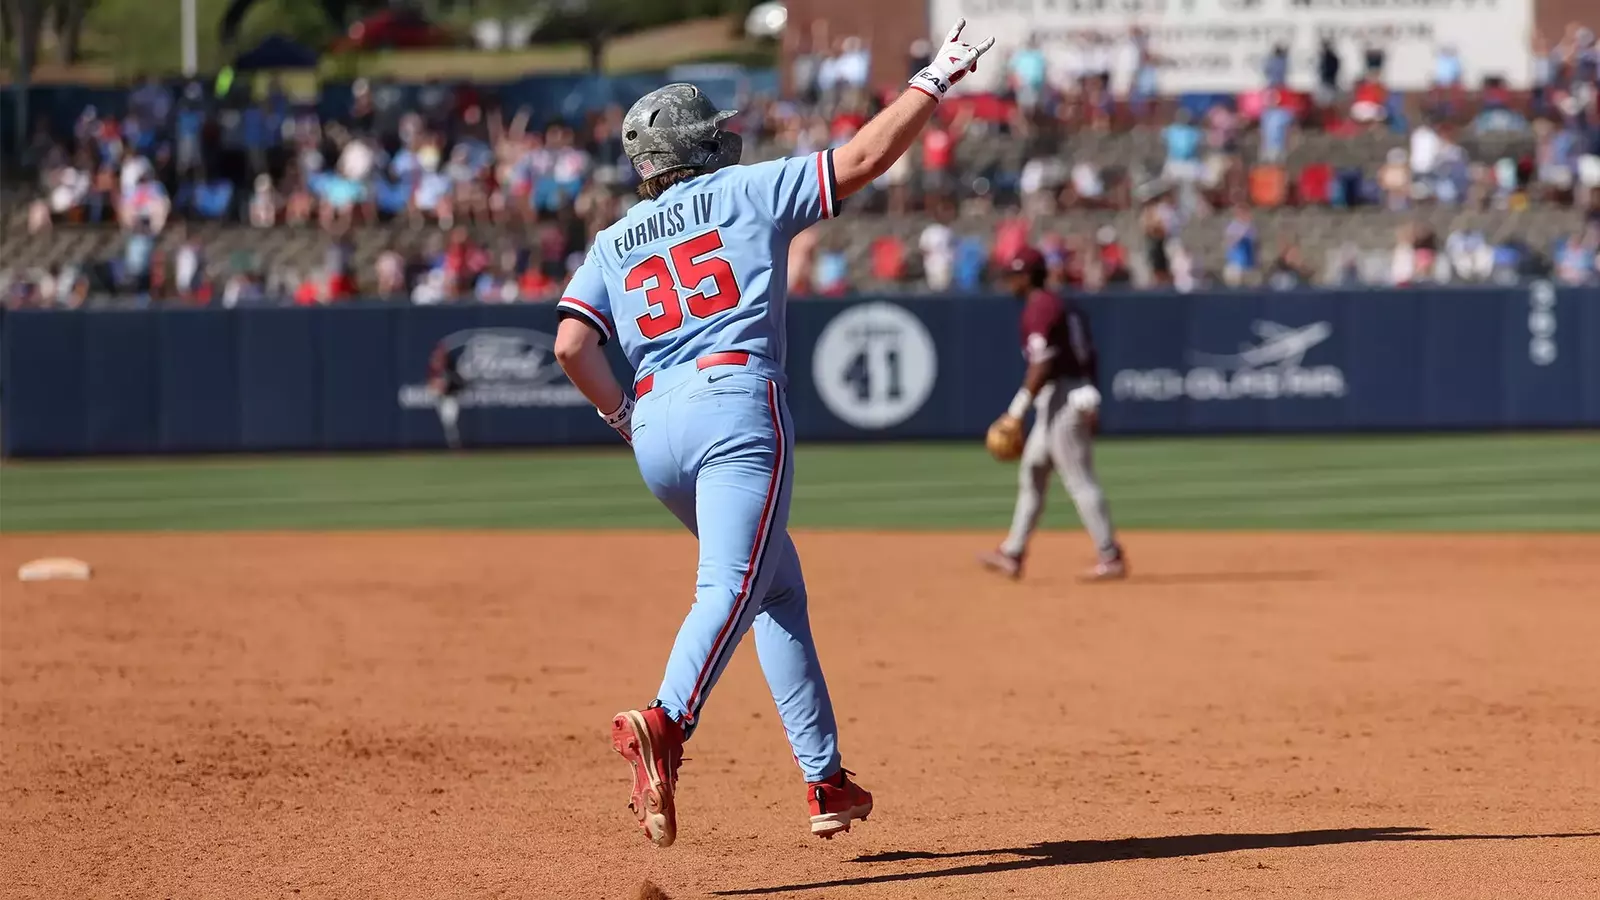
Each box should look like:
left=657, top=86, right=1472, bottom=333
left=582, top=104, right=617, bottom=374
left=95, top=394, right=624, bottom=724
left=3, top=531, right=1597, bottom=899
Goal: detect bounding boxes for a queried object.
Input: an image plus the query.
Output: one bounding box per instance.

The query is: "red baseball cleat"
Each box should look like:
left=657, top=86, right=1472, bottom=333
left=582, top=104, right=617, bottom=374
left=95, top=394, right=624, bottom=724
left=977, top=548, right=1025, bottom=579
left=611, top=704, right=684, bottom=847
left=807, top=769, right=873, bottom=839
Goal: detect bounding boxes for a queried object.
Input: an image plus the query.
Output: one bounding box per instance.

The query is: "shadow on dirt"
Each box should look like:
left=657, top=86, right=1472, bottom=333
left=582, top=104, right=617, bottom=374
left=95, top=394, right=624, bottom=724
left=712, top=827, right=1600, bottom=895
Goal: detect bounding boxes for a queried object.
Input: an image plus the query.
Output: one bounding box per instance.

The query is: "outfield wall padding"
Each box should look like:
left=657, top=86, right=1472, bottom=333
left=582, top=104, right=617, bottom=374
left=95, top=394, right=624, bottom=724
left=3, top=287, right=1597, bottom=457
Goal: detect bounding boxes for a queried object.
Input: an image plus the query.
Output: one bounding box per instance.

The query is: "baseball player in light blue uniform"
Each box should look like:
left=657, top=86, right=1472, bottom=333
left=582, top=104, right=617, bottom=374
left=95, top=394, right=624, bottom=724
left=552, top=19, right=994, bottom=848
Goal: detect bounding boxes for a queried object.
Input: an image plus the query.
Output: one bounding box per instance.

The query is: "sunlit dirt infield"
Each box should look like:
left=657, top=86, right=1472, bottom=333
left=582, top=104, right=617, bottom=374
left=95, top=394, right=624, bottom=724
left=3, top=532, right=1597, bottom=899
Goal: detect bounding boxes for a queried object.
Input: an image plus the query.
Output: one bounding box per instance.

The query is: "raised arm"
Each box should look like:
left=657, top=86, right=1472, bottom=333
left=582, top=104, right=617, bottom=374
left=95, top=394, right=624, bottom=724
left=831, top=19, right=995, bottom=199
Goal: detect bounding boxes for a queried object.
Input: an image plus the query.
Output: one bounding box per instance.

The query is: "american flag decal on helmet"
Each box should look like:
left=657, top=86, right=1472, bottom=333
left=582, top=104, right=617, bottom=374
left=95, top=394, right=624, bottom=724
left=637, top=157, right=656, bottom=177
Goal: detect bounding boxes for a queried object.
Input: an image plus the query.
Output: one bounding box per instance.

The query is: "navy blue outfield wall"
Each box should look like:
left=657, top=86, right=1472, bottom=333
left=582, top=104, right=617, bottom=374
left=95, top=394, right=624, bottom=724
left=3, top=287, right=1598, bottom=457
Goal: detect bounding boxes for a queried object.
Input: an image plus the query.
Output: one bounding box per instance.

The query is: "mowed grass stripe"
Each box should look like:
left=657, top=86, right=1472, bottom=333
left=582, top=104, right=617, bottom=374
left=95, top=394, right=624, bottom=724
left=1, top=434, right=1595, bottom=532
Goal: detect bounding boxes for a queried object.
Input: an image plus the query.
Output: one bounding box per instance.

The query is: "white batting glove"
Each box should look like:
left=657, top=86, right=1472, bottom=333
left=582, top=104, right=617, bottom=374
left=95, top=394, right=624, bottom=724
left=1066, top=385, right=1102, bottom=415
left=909, top=18, right=996, bottom=101
left=599, top=394, right=634, bottom=444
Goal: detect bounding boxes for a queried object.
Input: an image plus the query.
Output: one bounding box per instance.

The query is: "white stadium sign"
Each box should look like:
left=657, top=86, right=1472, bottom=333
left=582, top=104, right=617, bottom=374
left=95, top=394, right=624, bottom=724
left=812, top=302, right=939, bottom=430
left=931, top=0, right=1533, bottom=93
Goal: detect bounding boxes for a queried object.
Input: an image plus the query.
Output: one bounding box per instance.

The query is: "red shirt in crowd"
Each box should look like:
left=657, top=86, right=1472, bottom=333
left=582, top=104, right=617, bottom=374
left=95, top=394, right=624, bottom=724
left=326, top=272, right=357, bottom=301
left=922, top=126, right=955, bottom=171
left=991, top=218, right=1030, bottom=270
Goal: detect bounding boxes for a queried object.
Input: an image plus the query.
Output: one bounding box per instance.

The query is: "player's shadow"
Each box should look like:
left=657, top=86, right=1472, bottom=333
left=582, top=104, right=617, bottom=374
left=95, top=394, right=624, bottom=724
left=1129, top=569, right=1324, bottom=586
left=711, top=826, right=1600, bottom=895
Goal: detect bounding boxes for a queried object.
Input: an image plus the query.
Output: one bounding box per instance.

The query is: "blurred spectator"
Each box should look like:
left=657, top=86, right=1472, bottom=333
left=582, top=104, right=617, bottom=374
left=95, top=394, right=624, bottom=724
left=1433, top=45, right=1463, bottom=90
left=1443, top=228, right=1492, bottom=282
left=1326, top=241, right=1365, bottom=285
left=1391, top=223, right=1419, bottom=285
left=952, top=235, right=989, bottom=291
left=991, top=216, right=1031, bottom=272
left=1223, top=207, right=1259, bottom=286
left=1316, top=38, right=1342, bottom=106
left=1351, top=76, right=1388, bottom=124
left=813, top=244, right=851, bottom=296
left=1263, top=44, right=1289, bottom=90
left=173, top=231, right=207, bottom=303
left=1473, top=94, right=1530, bottom=136
left=1258, top=92, right=1295, bottom=164
left=376, top=245, right=408, bottom=299
left=1265, top=240, right=1312, bottom=290
left=1392, top=224, right=1440, bottom=285
left=907, top=36, right=933, bottom=81
left=1532, top=33, right=1559, bottom=117
left=869, top=235, right=910, bottom=284
left=121, top=171, right=171, bottom=233
left=29, top=149, right=92, bottom=230
left=1536, top=118, right=1579, bottom=201
left=1127, top=28, right=1161, bottom=121
left=1554, top=227, right=1599, bottom=284
left=920, top=211, right=956, bottom=291
left=1379, top=148, right=1412, bottom=209
left=1427, top=45, right=1466, bottom=120
left=1009, top=37, right=1049, bottom=134
left=1139, top=197, right=1176, bottom=287
left=819, top=35, right=870, bottom=107
left=1097, top=225, right=1131, bottom=286
left=1490, top=238, right=1534, bottom=284
left=1019, top=153, right=1065, bottom=214
left=1410, top=119, right=1441, bottom=189
left=1161, top=109, right=1203, bottom=185
left=1169, top=239, right=1199, bottom=292
left=880, top=150, right=915, bottom=214
left=249, top=174, right=280, bottom=227
left=920, top=105, right=970, bottom=203
left=1066, top=161, right=1108, bottom=208
left=1363, top=42, right=1386, bottom=80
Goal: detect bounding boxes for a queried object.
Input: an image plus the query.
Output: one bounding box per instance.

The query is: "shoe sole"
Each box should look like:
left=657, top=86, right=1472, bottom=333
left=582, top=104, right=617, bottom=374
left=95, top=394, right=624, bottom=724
left=977, top=554, right=1023, bottom=580
left=612, top=710, right=676, bottom=848
left=1080, top=564, right=1128, bottom=582
left=810, top=798, right=873, bottom=839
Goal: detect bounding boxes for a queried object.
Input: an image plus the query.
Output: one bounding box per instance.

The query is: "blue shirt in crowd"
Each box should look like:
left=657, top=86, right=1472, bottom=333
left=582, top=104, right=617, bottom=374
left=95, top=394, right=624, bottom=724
left=1162, top=123, right=1201, bottom=162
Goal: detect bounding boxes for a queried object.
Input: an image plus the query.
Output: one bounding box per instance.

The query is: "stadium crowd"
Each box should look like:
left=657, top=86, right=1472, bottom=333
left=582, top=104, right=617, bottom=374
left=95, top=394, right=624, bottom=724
left=6, top=19, right=1600, bottom=309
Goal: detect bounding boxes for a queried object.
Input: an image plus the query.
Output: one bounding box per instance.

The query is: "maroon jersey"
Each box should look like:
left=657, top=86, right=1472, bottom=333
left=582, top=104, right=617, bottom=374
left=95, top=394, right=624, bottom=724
left=1019, top=289, right=1098, bottom=384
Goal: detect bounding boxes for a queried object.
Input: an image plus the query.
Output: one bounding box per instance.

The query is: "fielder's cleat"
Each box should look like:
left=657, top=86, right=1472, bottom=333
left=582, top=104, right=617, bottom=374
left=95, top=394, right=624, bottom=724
left=611, top=703, right=684, bottom=848
left=977, top=548, right=1025, bottom=580
left=1083, top=547, right=1129, bottom=582
left=807, top=769, right=873, bottom=839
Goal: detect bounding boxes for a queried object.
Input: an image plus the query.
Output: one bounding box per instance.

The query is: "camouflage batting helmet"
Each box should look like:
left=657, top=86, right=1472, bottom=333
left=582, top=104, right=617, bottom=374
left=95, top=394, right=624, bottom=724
left=623, top=83, right=742, bottom=181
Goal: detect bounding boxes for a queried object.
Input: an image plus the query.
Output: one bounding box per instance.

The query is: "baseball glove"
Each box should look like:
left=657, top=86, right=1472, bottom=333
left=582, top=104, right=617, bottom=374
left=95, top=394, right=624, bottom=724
left=985, top=414, right=1025, bottom=461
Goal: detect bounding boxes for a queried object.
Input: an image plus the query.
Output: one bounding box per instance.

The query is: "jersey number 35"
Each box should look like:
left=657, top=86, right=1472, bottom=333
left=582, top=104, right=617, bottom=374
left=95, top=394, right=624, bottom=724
left=626, top=230, right=740, bottom=339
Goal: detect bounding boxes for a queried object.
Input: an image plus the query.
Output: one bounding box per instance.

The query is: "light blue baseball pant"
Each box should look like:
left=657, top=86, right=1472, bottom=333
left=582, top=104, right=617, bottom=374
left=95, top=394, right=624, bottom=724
left=629, top=359, right=842, bottom=782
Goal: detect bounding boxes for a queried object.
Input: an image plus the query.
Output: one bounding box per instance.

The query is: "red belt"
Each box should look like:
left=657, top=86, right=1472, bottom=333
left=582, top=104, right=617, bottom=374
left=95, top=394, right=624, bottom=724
left=635, top=351, right=751, bottom=397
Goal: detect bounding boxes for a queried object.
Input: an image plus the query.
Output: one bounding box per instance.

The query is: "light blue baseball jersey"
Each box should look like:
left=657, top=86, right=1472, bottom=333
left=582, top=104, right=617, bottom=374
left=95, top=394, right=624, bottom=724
left=556, top=150, right=841, bottom=378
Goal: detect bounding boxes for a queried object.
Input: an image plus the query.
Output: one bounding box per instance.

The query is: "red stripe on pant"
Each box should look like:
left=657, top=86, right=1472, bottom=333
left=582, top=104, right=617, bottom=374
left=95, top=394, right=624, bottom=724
left=683, top=381, right=785, bottom=722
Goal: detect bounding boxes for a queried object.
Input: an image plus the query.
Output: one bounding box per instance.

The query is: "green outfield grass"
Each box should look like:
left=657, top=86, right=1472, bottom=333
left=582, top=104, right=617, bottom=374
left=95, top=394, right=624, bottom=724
left=1, top=434, right=1596, bottom=533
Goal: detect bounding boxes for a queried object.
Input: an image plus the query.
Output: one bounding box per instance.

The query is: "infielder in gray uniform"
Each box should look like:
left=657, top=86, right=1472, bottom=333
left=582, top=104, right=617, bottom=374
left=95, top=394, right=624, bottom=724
left=979, top=246, right=1126, bottom=581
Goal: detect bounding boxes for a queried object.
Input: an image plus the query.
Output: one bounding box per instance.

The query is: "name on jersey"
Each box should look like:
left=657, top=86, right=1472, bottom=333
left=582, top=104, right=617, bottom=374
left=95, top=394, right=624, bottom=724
left=613, top=193, right=717, bottom=261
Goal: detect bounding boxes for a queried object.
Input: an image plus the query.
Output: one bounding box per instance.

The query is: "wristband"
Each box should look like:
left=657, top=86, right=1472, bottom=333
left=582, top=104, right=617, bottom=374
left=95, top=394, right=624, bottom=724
left=1006, top=388, right=1033, bottom=420
left=909, top=67, right=952, bottom=100
left=600, top=394, right=633, bottom=427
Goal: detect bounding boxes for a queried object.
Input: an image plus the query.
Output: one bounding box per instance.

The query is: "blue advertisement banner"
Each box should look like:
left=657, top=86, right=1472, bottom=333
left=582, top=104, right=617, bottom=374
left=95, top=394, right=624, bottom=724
left=3, top=287, right=1597, bottom=457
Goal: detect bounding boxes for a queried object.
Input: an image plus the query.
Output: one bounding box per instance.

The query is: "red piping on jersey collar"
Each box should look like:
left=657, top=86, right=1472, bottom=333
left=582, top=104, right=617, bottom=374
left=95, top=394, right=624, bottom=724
left=634, top=351, right=751, bottom=397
